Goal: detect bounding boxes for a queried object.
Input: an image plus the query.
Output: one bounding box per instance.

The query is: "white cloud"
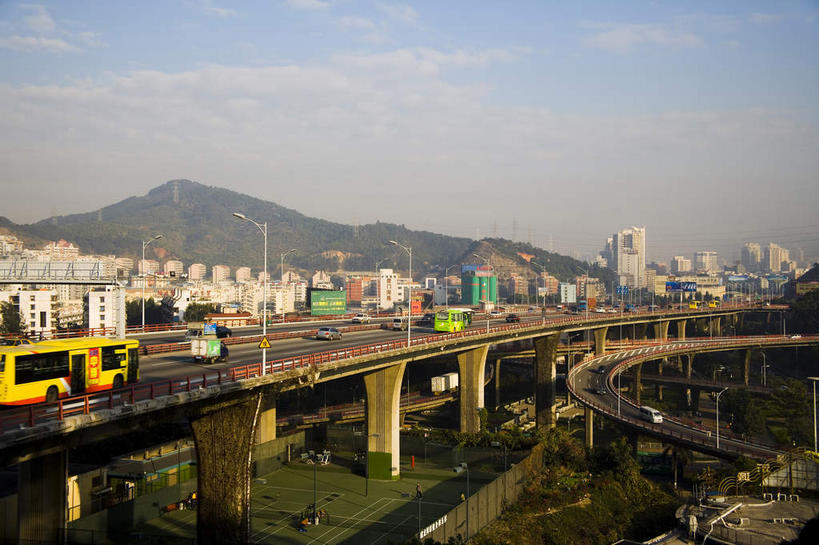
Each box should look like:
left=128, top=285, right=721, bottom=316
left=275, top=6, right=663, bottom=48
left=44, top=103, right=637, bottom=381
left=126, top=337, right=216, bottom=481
left=22, top=4, right=56, bottom=34
left=204, top=6, right=238, bottom=17
left=377, top=2, right=418, bottom=24
left=582, top=22, right=704, bottom=52
left=285, top=0, right=329, bottom=10
left=338, top=16, right=376, bottom=30
left=0, top=35, right=79, bottom=53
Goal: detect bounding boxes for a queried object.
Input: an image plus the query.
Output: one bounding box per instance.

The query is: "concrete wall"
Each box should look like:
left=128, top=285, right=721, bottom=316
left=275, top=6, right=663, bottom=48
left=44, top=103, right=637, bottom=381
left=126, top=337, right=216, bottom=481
left=426, top=443, right=545, bottom=542
left=252, top=430, right=306, bottom=476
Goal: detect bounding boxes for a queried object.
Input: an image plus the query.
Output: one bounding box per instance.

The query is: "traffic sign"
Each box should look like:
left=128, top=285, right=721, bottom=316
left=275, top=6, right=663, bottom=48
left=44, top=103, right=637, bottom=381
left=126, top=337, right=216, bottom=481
left=616, top=286, right=629, bottom=295
left=258, top=337, right=271, bottom=349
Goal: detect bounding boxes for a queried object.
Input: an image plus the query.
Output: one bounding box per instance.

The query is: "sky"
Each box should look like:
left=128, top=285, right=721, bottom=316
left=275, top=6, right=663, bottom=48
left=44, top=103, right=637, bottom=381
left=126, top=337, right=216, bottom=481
left=1, top=1, right=818, bottom=264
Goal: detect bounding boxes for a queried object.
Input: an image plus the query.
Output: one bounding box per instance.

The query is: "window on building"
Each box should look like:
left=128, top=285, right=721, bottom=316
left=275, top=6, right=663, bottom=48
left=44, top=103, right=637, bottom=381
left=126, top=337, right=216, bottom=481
left=30, top=304, right=35, bottom=310
left=99, top=315, right=105, bottom=322
left=99, top=306, right=105, bottom=312
left=30, top=295, right=35, bottom=301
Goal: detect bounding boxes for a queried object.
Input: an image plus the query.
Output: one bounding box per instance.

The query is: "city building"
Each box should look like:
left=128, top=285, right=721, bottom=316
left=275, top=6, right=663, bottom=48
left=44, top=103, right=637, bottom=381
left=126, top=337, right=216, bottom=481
left=671, top=256, right=692, bottom=274
left=604, top=227, right=646, bottom=288
left=164, top=260, right=184, bottom=277
left=41, top=240, right=80, bottom=259
left=86, top=286, right=120, bottom=333
left=212, top=265, right=231, bottom=283
left=694, top=251, right=718, bottom=273
left=741, top=243, right=762, bottom=273
left=9, top=289, right=57, bottom=338
left=0, top=234, right=24, bottom=255
left=764, top=243, right=790, bottom=273
left=559, top=282, right=577, bottom=304
left=235, top=266, right=251, bottom=282
left=311, top=271, right=332, bottom=288
left=796, top=266, right=819, bottom=296
left=377, top=268, right=399, bottom=310
left=188, top=263, right=207, bottom=281
left=138, top=259, right=160, bottom=276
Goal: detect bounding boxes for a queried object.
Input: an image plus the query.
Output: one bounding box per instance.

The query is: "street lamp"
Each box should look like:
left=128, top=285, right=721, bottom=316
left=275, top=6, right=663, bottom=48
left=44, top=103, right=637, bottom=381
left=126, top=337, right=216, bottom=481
left=280, top=248, right=297, bottom=323
left=141, top=234, right=163, bottom=331
left=389, top=241, right=412, bottom=346
left=233, top=212, right=268, bottom=374
left=809, top=377, right=819, bottom=453
left=716, top=387, right=729, bottom=450
left=444, top=264, right=458, bottom=309
left=761, top=352, right=769, bottom=387
left=532, top=261, right=547, bottom=323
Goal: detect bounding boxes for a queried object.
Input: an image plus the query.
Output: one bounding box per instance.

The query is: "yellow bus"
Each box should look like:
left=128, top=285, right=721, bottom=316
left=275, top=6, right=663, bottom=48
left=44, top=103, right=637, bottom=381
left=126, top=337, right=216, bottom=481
left=0, top=337, right=139, bottom=405
left=434, top=308, right=473, bottom=333
left=688, top=301, right=703, bottom=310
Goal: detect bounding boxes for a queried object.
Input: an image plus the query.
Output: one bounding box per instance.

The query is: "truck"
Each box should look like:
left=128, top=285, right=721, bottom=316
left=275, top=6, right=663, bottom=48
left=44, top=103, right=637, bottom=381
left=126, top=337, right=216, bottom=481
left=576, top=300, right=588, bottom=312
left=431, top=372, right=459, bottom=394
left=191, top=337, right=228, bottom=364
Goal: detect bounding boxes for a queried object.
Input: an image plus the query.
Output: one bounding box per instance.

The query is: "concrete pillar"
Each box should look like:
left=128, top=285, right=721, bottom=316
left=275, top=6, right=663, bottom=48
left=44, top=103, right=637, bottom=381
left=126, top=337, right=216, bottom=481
left=533, top=334, right=560, bottom=430
left=255, top=397, right=277, bottom=444
left=743, top=350, right=751, bottom=387
left=637, top=324, right=648, bottom=340
left=18, top=450, right=67, bottom=543
left=363, top=362, right=406, bottom=480
left=190, top=392, right=264, bottom=545
left=676, top=319, right=687, bottom=340
left=691, top=388, right=702, bottom=413
left=714, top=316, right=722, bottom=336
left=685, top=354, right=694, bottom=407
left=494, top=358, right=502, bottom=410
left=653, top=321, right=669, bottom=342
left=593, top=326, right=609, bottom=356
left=656, top=359, right=664, bottom=401
left=585, top=406, right=594, bottom=448
left=458, top=345, right=489, bottom=433
left=635, top=362, right=643, bottom=406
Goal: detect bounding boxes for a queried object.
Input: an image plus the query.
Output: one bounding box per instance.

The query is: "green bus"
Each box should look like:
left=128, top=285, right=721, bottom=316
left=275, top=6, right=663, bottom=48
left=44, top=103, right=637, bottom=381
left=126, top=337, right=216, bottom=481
left=434, top=308, right=473, bottom=333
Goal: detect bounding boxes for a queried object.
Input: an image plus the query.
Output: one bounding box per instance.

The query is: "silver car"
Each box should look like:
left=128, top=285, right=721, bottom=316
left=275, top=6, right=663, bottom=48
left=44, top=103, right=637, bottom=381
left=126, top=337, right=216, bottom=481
left=316, top=327, right=342, bottom=341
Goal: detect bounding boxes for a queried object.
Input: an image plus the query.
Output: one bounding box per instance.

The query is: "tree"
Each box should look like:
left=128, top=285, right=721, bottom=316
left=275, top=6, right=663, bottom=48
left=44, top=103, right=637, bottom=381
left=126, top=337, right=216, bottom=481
left=183, top=303, right=218, bottom=322
left=721, top=389, right=764, bottom=438
left=789, top=290, right=819, bottom=334
left=125, top=298, right=165, bottom=326
left=0, top=301, right=24, bottom=335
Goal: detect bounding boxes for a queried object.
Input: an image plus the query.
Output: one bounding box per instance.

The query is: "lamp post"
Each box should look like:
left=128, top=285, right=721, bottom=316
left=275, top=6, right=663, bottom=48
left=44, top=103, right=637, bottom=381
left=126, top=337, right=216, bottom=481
left=809, top=377, right=819, bottom=453
left=617, top=369, right=621, bottom=417
left=716, top=387, right=728, bottom=450
left=141, top=235, right=163, bottom=331
left=389, top=241, right=412, bottom=346
left=532, top=261, right=547, bottom=323
left=444, top=264, right=458, bottom=309
left=233, top=212, right=268, bottom=374
left=280, top=248, right=297, bottom=323
left=761, top=352, right=768, bottom=387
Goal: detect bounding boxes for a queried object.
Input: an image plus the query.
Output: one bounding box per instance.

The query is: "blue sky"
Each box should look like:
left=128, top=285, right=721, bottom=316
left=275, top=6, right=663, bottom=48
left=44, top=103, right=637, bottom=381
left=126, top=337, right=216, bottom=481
left=1, top=1, right=818, bottom=262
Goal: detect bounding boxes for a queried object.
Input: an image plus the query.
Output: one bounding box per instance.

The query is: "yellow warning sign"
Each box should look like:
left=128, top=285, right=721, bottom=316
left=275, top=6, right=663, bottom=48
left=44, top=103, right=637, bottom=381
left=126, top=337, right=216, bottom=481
left=258, top=337, right=271, bottom=349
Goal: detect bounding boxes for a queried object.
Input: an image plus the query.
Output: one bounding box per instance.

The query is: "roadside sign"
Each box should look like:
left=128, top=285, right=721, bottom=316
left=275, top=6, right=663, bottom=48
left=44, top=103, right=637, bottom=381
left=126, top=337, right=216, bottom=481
left=258, top=337, right=271, bottom=349
left=616, top=286, right=629, bottom=295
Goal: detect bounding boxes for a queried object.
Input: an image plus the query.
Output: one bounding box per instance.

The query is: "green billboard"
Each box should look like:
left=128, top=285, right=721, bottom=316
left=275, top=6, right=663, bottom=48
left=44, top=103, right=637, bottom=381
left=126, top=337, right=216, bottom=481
left=310, top=290, right=347, bottom=316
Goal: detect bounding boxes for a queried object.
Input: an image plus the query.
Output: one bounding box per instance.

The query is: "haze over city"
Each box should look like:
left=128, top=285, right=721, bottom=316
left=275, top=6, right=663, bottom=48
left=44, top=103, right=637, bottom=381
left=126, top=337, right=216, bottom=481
left=2, top=1, right=818, bottom=262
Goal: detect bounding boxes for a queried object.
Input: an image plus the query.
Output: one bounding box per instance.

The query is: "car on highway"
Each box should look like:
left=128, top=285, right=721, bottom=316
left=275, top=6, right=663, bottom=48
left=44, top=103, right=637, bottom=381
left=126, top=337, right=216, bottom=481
left=596, top=365, right=607, bottom=374
left=595, top=386, right=607, bottom=395
left=215, top=326, right=232, bottom=338
left=316, top=327, right=342, bottom=341
left=418, top=313, right=435, bottom=326
left=505, top=313, right=520, bottom=323
left=0, top=338, right=33, bottom=346
left=351, top=313, right=371, bottom=324
left=790, top=334, right=802, bottom=339
left=391, top=318, right=408, bottom=331
left=490, top=310, right=502, bottom=317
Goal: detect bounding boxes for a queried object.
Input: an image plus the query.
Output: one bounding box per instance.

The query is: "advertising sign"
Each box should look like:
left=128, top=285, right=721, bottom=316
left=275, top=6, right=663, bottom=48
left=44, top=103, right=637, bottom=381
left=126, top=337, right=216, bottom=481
left=203, top=323, right=216, bottom=335
left=727, top=275, right=748, bottom=283
left=310, top=290, right=347, bottom=316
left=411, top=300, right=422, bottom=314
left=666, top=281, right=697, bottom=293
left=461, top=264, right=492, bottom=273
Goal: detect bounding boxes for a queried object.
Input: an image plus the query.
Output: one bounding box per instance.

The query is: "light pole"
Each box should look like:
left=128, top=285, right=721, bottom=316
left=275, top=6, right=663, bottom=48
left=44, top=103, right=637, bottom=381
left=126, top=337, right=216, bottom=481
left=617, top=369, right=621, bottom=417
left=280, top=248, right=297, bottom=323
left=233, top=212, right=268, bottom=374
left=532, top=261, right=547, bottom=323
left=390, top=241, right=412, bottom=346
left=141, top=234, right=163, bottom=331
left=809, top=377, right=819, bottom=453
left=716, top=387, right=728, bottom=450
left=761, top=352, right=768, bottom=387
left=444, top=264, right=458, bottom=309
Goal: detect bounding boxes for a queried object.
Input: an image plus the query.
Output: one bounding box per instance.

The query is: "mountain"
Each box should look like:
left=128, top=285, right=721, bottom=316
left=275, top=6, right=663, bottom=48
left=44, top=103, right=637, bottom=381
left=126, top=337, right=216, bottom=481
left=3, top=180, right=613, bottom=284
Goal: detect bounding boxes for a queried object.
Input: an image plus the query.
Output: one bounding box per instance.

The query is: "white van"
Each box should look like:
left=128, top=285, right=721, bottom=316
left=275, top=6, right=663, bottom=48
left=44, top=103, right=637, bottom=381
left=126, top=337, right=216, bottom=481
left=391, top=318, right=408, bottom=331
left=639, top=406, right=663, bottom=424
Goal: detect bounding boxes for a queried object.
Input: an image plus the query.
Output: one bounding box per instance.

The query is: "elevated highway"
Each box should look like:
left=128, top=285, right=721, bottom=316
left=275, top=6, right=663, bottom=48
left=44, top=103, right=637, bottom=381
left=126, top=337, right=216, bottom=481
left=567, top=335, right=819, bottom=460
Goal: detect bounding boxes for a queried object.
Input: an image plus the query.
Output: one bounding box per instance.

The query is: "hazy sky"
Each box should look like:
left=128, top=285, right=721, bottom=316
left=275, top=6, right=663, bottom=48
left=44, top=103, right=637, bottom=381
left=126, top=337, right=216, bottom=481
left=1, top=1, right=818, bottom=263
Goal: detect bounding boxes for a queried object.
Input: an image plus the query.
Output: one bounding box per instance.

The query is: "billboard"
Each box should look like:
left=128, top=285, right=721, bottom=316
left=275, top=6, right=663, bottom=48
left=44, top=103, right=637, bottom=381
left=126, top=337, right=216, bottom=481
left=727, top=275, right=749, bottom=283
left=310, top=290, right=347, bottom=316
left=411, top=300, right=422, bottom=314
left=461, top=264, right=492, bottom=273
left=666, top=281, right=697, bottom=293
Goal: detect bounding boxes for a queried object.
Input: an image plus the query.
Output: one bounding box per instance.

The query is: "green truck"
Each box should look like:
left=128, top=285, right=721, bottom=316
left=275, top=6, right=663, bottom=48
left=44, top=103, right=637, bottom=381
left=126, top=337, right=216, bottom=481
left=190, top=337, right=229, bottom=364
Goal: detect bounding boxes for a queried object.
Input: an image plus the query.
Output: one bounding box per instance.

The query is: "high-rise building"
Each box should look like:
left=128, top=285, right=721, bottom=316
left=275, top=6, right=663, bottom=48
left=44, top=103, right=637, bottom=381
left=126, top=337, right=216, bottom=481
left=212, top=265, right=231, bottom=283
left=608, top=226, right=646, bottom=288
left=764, top=243, right=789, bottom=273
left=377, top=268, right=399, bottom=310
left=741, top=243, right=761, bottom=272
left=188, top=263, right=207, bottom=281
left=138, top=259, right=160, bottom=276
left=235, top=266, right=251, bottom=282
left=694, top=251, right=718, bottom=273
left=164, top=260, right=184, bottom=277
left=671, top=256, right=692, bottom=274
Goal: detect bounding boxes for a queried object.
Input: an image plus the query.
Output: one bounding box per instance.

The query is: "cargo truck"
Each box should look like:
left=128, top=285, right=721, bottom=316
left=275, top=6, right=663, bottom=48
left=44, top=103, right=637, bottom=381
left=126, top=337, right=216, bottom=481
left=431, top=372, right=459, bottom=394
left=191, top=337, right=229, bottom=364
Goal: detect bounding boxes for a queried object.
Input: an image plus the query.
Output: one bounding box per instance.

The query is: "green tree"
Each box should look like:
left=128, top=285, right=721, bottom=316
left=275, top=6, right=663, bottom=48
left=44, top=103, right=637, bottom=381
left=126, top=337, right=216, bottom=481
left=721, top=389, right=764, bottom=438
left=789, top=290, right=819, bottom=333
left=0, top=301, right=24, bottom=335
left=125, top=298, right=166, bottom=326
left=183, top=302, right=218, bottom=322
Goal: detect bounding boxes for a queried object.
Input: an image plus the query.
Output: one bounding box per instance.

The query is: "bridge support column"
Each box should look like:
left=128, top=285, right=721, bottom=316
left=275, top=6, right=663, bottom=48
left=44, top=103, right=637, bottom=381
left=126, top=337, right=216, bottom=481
left=593, top=327, right=609, bottom=356
left=458, top=346, right=489, bottom=433
left=691, top=388, right=702, bottom=413
left=637, top=324, right=648, bottom=340
left=685, top=354, right=694, bottom=407
left=534, top=334, right=560, bottom=430
left=743, top=350, right=751, bottom=387
left=635, top=362, right=643, bottom=406
left=585, top=406, right=594, bottom=448
left=676, top=320, right=687, bottom=340
left=713, top=316, right=722, bottom=337
left=656, top=359, right=664, bottom=401
left=364, top=362, right=406, bottom=480
left=18, top=450, right=67, bottom=543
left=190, top=391, right=264, bottom=545
left=653, top=321, right=669, bottom=342
left=494, top=358, right=502, bottom=409
left=255, top=398, right=277, bottom=444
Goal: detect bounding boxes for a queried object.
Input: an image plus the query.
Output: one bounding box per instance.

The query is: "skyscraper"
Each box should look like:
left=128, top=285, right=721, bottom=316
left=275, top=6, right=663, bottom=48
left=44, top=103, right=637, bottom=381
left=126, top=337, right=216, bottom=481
left=741, top=243, right=761, bottom=272
left=609, top=226, right=646, bottom=288
left=694, top=251, right=718, bottom=273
